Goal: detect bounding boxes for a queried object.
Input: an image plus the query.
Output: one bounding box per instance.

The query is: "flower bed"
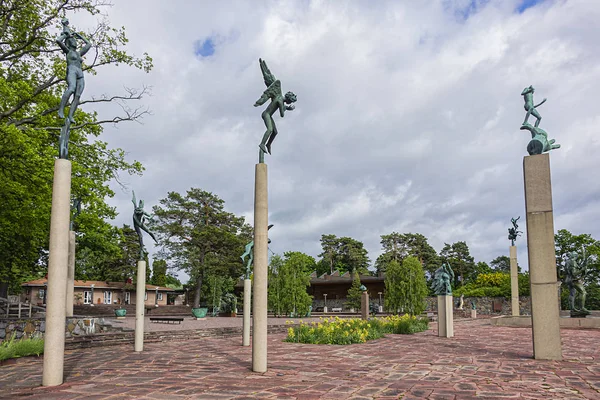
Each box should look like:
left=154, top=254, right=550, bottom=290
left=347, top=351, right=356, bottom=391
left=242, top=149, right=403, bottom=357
left=284, top=315, right=429, bottom=345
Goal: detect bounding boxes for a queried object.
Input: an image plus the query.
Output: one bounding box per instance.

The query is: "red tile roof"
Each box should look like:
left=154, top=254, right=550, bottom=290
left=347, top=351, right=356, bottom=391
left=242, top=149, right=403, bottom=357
left=21, top=279, right=173, bottom=292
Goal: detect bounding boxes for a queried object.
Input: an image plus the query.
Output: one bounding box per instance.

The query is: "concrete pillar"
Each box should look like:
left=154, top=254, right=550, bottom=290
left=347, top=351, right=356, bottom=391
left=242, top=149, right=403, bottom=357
left=42, top=159, right=72, bottom=387
left=523, top=154, right=562, bottom=360
left=471, top=309, right=477, bottom=319
left=66, top=231, right=76, bottom=317
left=252, top=163, right=268, bottom=373
left=243, top=278, right=251, bottom=346
left=437, top=295, right=454, bottom=338
left=135, top=260, right=146, bottom=352
left=361, top=292, right=369, bottom=320
left=510, top=246, right=520, bottom=316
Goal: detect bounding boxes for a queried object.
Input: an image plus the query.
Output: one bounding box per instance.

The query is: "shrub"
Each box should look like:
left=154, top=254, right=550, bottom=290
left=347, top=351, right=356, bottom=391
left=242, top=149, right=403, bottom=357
left=284, top=315, right=429, bottom=345
left=0, top=334, right=44, bottom=361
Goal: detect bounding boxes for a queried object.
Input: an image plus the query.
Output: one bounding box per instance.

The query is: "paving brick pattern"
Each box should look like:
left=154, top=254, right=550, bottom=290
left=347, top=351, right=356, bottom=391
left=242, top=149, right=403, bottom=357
left=0, top=319, right=598, bottom=399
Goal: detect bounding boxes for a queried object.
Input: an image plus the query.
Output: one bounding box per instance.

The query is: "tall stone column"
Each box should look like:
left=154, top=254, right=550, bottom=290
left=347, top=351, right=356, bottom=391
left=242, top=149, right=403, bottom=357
left=523, top=154, right=562, bottom=360
left=252, top=163, right=268, bottom=373
left=135, top=260, right=146, bottom=352
left=437, top=295, right=454, bottom=338
left=66, top=231, right=76, bottom=317
left=361, top=292, right=369, bottom=320
left=243, top=278, right=251, bottom=346
left=510, top=246, right=519, bottom=316
left=42, top=159, right=72, bottom=387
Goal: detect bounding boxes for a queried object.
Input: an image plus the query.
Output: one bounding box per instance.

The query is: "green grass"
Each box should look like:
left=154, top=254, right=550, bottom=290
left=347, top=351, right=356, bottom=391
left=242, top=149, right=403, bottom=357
left=0, top=334, right=44, bottom=361
left=284, top=314, right=429, bottom=345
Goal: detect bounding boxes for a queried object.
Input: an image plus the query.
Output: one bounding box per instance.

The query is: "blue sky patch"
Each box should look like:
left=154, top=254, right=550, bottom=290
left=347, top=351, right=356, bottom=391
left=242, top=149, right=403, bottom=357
left=516, top=0, right=545, bottom=13
left=194, top=37, right=215, bottom=57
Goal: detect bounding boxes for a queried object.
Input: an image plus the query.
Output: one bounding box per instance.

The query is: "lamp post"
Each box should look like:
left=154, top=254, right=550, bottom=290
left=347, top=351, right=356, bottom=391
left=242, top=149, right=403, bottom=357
left=43, top=283, right=48, bottom=306
left=155, top=287, right=159, bottom=307
left=323, top=293, right=327, bottom=313
left=185, top=288, right=189, bottom=306
left=90, top=284, right=94, bottom=307
left=378, top=292, right=383, bottom=313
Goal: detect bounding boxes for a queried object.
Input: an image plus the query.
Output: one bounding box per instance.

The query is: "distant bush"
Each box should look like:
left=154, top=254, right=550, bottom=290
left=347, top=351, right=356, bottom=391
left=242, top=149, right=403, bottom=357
left=284, top=315, right=429, bottom=345
left=454, top=272, right=530, bottom=298
left=0, top=334, right=44, bottom=361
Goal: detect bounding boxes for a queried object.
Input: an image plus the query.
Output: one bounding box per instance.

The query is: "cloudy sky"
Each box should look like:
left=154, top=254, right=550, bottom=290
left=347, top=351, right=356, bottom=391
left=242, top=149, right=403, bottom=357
left=78, top=0, right=600, bottom=278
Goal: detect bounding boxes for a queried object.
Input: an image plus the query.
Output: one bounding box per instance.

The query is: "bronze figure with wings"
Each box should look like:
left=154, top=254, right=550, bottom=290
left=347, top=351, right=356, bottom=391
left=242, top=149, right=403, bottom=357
left=254, top=59, right=297, bottom=161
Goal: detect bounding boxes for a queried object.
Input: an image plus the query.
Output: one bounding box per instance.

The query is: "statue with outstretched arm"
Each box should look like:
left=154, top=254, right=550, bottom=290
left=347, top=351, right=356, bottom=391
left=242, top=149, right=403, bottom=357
left=132, top=190, right=157, bottom=259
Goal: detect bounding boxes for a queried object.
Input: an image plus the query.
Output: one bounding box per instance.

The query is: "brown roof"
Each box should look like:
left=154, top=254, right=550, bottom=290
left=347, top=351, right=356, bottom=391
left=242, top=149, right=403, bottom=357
left=21, top=279, right=173, bottom=292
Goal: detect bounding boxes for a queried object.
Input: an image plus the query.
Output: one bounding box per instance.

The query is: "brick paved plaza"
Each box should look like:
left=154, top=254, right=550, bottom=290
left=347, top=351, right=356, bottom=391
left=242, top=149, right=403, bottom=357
left=0, top=318, right=599, bottom=399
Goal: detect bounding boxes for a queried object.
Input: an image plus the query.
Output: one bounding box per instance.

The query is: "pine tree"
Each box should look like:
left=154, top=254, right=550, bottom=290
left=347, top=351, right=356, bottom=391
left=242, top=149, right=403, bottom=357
left=345, top=271, right=363, bottom=311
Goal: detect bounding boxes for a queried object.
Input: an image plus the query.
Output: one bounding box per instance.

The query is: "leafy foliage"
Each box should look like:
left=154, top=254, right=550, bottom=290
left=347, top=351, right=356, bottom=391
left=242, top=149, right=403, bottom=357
left=454, top=272, right=530, bottom=298
left=0, top=0, right=151, bottom=294
left=0, top=334, right=44, bottom=361
left=439, top=241, right=476, bottom=287
left=375, top=232, right=440, bottom=278
left=384, top=256, right=428, bottom=315
left=150, top=188, right=250, bottom=308
left=268, top=252, right=315, bottom=317
left=317, top=234, right=370, bottom=275
left=150, top=259, right=167, bottom=287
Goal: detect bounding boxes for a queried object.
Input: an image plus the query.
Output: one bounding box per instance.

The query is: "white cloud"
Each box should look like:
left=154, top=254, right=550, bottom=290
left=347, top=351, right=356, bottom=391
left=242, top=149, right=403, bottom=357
left=74, top=0, right=600, bottom=278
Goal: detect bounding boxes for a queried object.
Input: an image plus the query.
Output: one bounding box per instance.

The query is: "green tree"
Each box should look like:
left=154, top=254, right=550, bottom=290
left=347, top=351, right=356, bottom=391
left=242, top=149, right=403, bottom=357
left=151, top=189, right=249, bottom=308
left=375, top=232, right=440, bottom=277
left=490, top=256, right=511, bottom=272
left=317, top=234, right=370, bottom=276
left=150, top=259, right=168, bottom=287
left=439, top=241, right=476, bottom=287
left=384, top=257, right=428, bottom=315
left=0, top=0, right=152, bottom=296
left=268, top=252, right=314, bottom=316
left=345, top=271, right=363, bottom=311
left=454, top=272, right=531, bottom=298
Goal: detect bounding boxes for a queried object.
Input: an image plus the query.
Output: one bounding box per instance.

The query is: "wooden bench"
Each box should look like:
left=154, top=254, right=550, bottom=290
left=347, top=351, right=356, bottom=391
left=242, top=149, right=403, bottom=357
left=149, top=317, right=184, bottom=324
left=331, top=307, right=342, bottom=312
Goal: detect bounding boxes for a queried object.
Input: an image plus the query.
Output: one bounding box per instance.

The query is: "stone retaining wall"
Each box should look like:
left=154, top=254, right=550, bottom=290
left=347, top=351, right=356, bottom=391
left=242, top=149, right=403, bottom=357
left=0, top=317, right=120, bottom=343
left=425, top=296, right=532, bottom=315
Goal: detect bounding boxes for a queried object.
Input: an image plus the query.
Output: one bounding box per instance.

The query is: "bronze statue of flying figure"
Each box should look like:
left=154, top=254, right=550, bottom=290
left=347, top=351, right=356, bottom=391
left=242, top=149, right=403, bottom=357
left=254, top=58, right=297, bottom=160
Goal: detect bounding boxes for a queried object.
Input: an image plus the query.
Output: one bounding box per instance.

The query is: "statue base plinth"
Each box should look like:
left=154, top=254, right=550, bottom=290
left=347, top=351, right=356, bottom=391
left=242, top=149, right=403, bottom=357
left=437, top=295, right=454, bottom=338
left=570, top=310, right=590, bottom=318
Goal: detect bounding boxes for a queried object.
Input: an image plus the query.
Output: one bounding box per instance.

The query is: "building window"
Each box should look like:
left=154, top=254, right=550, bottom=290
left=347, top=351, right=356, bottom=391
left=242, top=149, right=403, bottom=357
left=157, top=293, right=163, bottom=301
left=144, top=292, right=147, bottom=301
left=38, top=289, right=45, bottom=300
left=84, top=291, right=92, bottom=304
left=103, top=291, right=112, bottom=304
left=124, top=292, right=130, bottom=305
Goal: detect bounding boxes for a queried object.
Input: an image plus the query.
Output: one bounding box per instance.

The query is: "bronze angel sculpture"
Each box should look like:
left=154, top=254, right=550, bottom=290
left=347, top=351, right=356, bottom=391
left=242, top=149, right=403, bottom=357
left=254, top=58, right=297, bottom=160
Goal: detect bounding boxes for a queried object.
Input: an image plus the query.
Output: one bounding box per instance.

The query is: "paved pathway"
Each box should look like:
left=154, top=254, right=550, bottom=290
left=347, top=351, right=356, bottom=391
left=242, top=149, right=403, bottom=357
left=1, top=319, right=599, bottom=399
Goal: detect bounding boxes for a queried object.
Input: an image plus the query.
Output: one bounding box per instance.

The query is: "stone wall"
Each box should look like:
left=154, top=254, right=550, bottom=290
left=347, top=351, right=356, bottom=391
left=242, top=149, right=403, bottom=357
left=0, top=317, right=120, bottom=343
left=425, top=296, right=532, bottom=315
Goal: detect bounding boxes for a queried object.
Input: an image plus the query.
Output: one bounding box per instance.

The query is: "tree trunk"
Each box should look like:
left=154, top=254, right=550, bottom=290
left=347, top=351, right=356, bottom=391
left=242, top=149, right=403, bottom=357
left=193, top=273, right=203, bottom=308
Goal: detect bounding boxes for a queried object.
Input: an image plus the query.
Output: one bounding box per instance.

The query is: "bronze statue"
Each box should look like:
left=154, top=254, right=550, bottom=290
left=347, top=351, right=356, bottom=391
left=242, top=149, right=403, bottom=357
left=254, top=59, right=296, bottom=162
left=56, top=17, right=91, bottom=159
left=521, top=85, right=546, bottom=128
left=508, top=216, right=522, bottom=246
left=519, top=86, right=560, bottom=155
left=69, top=197, right=82, bottom=231
left=57, top=18, right=91, bottom=123
left=431, top=263, right=454, bottom=296
left=564, top=248, right=590, bottom=317
left=240, top=224, right=273, bottom=278
left=132, top=191, right=157, bottom=259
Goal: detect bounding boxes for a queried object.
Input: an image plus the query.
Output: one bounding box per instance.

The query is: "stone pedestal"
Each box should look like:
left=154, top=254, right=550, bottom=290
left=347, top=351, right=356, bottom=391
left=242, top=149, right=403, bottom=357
left=135, top=260, right=146, bottom=352
left=523, top=154, right=562, bottom=360
left=510, top=246, right=519, bottom=316
left=252, top=163, right=268, bottom=373
left=42, top=159, right=72, bottom=387
left=243, top=278, right=251, bottom=347
left=437, top=295, right=454, bottom=338
left=471, top=309, right=477, bottom=319
left=361, top=292, right=369, bottom=320
left=323, top=306, right=328, bottom=313
left=66, top=231, right=76, bottom=317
